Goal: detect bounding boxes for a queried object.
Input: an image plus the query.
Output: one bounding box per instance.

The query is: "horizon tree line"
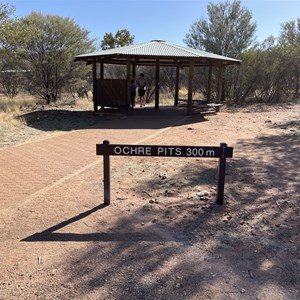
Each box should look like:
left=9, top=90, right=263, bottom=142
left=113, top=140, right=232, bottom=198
left=0, top=0, right=299, bottom=104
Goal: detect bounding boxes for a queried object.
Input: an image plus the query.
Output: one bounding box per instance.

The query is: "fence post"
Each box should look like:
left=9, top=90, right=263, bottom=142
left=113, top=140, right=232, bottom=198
left=216, top=142, right=227, bottom=205
left=103, top=140, right=111, bottom=205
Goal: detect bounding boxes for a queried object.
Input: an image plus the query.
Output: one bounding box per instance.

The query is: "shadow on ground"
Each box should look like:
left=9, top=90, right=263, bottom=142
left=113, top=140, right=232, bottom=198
left=22, top=122, right=300, bottom=299
left=20, top=105, right=209, bottom=131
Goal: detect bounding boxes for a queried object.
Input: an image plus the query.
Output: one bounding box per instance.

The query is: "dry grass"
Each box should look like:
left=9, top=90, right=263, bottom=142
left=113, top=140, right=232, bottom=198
left=74, top=97, right=93, bottom=110
left=178, top=87, right=206, bottom=100
left=0, top=93, right=96, bottom=130
left=0, top=112, right=25, bottom=128
left=159, top=88, right=206, bottom=105
left=0, top=95, right=39, bottom=129
left=0, top=94, right=40, bottom=113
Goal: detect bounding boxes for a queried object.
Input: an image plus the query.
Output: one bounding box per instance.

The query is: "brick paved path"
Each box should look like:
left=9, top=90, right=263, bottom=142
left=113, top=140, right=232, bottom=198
left=0, top=107, right=187, bottom=209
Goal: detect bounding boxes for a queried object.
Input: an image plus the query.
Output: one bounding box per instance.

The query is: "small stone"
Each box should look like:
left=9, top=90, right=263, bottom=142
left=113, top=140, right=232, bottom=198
left=279, top=224, right=292, bottom=230
left=149, top=199, right=155, bottom=204
left=240, top=288, right=246, bottom=294
left=197, top=191, right=209, bottom=197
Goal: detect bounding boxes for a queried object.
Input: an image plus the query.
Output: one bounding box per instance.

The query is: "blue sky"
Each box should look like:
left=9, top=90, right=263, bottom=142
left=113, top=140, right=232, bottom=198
left=4, top=0, right=300, bottom=48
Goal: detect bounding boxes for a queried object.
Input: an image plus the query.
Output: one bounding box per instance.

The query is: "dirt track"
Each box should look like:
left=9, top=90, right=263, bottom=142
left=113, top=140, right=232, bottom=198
left=0, top=104, right=299, bottom=299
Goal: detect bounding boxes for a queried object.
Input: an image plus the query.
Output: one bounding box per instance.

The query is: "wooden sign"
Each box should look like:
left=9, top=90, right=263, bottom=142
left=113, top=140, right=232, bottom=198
left=97, top=144, right=233, bottom=158
left=97, top=140, right=233, bottom=206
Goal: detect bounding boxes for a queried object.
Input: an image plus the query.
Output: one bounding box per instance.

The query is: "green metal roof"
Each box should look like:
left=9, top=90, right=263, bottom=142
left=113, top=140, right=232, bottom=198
left=74, top=40, right=241, bottom=66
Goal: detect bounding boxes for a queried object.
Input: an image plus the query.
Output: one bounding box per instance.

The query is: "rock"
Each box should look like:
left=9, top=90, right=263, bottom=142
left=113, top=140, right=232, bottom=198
left=279, top=224, right=292, bottom=230
left=165, top=190, right=175, bottom=196
left=149, top=199, right=155, bottom=204
left=197, top=191, right=209, bottom=197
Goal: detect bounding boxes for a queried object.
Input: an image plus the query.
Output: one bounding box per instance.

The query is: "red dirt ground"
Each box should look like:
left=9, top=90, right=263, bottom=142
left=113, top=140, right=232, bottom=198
left=0, top=103, right=299, bottom=299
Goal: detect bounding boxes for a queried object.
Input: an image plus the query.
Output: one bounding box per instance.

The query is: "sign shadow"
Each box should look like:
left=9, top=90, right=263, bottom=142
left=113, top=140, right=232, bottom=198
left=21, top=203, right=173, bottom=243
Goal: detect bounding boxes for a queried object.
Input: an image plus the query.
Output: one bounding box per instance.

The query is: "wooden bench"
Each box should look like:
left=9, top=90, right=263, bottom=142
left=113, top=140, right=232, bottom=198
left=178, top=99, right=223, bottom=113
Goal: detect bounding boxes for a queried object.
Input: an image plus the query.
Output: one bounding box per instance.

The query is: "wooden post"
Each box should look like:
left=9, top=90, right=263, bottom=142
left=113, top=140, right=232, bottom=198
left=92, top=59, right=97, bottom=112
left=155, top=58, right=160, bottom=110
left=103, top=140, right=110, bottom=205
left=216, top=142, right=227, bottom=205
left=187, top=59, right=194, bottom=115
left=126, top=58, right=131, bottom=110
left=100, top=60, right=104, bottom=79
left=132, top=62, right=136, bottom=80
left=207, top=64, right=212, bottom=102
left=174, top=63, right=180, bottom=106
left=216, top=62, right=223, bottom=103
left=100, top=60, right=104, bottom=109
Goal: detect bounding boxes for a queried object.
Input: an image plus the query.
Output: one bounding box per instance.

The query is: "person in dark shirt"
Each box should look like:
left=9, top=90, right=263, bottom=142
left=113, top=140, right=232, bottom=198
left=136, top=73, right=146, bottom=107
left=130, top=79, right=137, bottom=110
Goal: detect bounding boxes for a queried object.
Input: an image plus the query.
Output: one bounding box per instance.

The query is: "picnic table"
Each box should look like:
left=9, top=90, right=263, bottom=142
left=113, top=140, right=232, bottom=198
left=178, top=99, right=223, bottom=113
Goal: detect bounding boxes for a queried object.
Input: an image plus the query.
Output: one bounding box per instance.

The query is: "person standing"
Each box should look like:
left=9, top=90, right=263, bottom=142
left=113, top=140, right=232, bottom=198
left=136, top=73, right=146, bottom=107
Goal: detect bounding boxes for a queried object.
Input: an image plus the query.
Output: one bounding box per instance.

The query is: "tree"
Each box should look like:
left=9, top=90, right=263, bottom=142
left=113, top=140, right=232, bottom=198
left=101, top=29, right=134, bottom=50
left=278, top=18, right=300, bottom=98
left=0, top=2, right=15, bottom=29
left=184, top=0, right=256, bottom=58
left=0, top=2, right=25, bottom=97
left=16, top=12, right=95, bottom=103
left=278, top=18, right=300, bottom=46
left=184, top=0, right=257, bottom=102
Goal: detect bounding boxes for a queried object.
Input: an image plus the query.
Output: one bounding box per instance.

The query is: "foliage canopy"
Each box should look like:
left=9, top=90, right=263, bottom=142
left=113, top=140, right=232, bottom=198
left=184, top=0, right=256, bottom=58
left=101, top=29, right=134, bottom=50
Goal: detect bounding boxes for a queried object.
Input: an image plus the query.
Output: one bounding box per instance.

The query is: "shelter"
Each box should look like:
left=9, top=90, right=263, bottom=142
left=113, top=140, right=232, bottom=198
left=74, top=40, right=241, bottom=114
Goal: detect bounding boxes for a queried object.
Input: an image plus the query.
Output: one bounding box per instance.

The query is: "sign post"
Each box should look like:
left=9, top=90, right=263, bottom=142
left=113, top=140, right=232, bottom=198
left=103, top=140, right=110, bottom=205
left=216, top=143, right=227, bottom=204
left=97, top=141, right=233, bottom=205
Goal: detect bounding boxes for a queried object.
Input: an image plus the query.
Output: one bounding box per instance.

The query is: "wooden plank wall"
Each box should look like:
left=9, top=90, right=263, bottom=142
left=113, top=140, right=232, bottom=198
left=96, top=79, right=129, bottom=107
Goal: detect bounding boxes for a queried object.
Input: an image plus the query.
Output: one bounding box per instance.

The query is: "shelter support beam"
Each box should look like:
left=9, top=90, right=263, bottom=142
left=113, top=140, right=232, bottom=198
left=174, top=64, right=180, bottom=106
left=127, top=58, right=131, bottom=108
left=100, top=60, right=104, bottom=109
left=100, top=60, right=104, bottom=79
left=217, top=62, right=223, bottom=103
left=132, top=62, right=136, bottom=80
left=92, top=59, right=98, bottom=112
left=155, top=58, right=160, bottom=110
left=187, top=59, right=195, bottom=115
left=207, top=64, right=212, bottom=102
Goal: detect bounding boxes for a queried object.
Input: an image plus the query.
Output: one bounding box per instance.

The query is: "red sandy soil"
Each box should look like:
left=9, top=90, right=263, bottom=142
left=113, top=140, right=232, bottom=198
left=0, top=103, right=299, bottom=299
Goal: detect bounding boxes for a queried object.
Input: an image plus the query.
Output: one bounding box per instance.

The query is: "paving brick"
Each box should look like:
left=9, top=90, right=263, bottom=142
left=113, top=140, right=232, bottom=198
left=0, top=108, right=187, bottom=209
